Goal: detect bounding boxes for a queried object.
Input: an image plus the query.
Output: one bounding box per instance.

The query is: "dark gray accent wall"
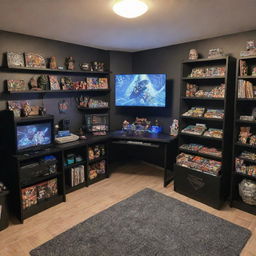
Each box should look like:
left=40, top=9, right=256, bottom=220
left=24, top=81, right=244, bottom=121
left=131, top=30, right=256, bottom=133
left=0, top=30, right=110, bottom=132
left=109, top=51, right=133, bottom=130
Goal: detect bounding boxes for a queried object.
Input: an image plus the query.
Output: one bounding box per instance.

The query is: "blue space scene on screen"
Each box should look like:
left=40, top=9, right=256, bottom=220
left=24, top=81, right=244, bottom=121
left=17, top=123, right=52, bottom=150
left=115, top=74, right=166, bottom=107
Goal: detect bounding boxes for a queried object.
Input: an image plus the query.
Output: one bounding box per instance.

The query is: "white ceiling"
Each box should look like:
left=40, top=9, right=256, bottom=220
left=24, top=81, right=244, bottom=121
left=0, top=0, right=256, bottom=52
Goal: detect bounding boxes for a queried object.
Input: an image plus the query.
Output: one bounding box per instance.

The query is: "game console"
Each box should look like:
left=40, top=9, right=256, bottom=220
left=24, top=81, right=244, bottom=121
left=55, top=133, right=79, bottom=144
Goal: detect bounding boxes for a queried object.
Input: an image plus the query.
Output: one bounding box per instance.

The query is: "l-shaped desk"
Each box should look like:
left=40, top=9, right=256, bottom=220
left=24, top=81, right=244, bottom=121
left=110, top=130, right=177, bottom=187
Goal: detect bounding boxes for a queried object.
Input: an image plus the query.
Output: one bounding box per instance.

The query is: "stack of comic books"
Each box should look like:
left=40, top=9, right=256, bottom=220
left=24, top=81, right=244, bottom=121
left=176, top=153, right=221, bottom=176
left=71, top=165, right=85, bottom=187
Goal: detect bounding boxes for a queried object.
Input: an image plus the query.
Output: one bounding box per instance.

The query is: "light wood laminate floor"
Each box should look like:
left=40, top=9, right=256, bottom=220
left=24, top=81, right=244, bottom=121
left=0, top=161, right=256, bottom=256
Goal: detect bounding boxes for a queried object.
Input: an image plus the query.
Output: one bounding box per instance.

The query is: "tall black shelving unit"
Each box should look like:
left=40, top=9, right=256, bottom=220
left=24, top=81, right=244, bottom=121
left=230, top=56, right=256, bottom=215
left=174, top=56, right=236, bottom=209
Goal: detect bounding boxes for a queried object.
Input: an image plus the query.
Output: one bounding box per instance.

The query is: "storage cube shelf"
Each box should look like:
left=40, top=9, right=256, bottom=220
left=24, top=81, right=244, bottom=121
left=174, top=56, right=236, bottom=209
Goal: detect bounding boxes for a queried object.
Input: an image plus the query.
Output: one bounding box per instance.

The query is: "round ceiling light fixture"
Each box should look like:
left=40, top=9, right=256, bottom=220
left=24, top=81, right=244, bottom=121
left=112, top=0, right=149, bottom=19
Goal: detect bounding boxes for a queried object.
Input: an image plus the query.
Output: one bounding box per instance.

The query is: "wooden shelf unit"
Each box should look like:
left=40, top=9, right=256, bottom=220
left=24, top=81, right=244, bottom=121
left=174, top=56, right=236, bottom=209
left=230, top=57, right=256, bottom=215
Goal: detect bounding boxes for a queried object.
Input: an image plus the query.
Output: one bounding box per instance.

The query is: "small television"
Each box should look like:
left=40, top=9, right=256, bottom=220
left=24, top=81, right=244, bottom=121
left=0, top=110, right=54, bottom=154
left=115, top=74, right=166, bottom=107
left=16, top=120, right=53, bottom=153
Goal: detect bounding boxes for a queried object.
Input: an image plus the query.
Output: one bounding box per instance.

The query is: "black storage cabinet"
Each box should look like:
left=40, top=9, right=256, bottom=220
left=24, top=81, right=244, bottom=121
left=0, top=191, right=9, bottom=231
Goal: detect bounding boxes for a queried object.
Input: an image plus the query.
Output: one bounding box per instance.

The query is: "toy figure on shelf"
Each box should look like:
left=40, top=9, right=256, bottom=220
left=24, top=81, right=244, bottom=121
left=60, top=77, right=73, bottom=90
left=66, top=57, right=75, bottom=70
left=188, top=49, right=198, bottom=60
left=38, top=75, right=49, bottom=90
left=29, top=76, right=40, bottom=91
left=49, top=56, right=57, bottom=69
left=88, top=147, right=94, bottom=160
left=170, top=119, right=179, bottom=136
left=122, top=120, right=130, bottom=130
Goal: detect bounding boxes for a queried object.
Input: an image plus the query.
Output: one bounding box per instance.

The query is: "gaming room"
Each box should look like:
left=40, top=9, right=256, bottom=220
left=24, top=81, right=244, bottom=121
left=0, top=1, right=256, bottom=256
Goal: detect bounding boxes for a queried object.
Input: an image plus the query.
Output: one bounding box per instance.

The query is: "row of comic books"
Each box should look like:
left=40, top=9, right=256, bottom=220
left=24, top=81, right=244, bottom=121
left=181, top=124, right=223, bottom=138
left=182, top=107, right=224, bottom=119
left=238, top=80, right=256, bottom=99
left=21, top=178, right=58, bottom=210
left=179, top=144, right=222, bottom=157
left=71, top=165, right=85, bottom=187
left=188, top=67, right=226, bottom=78
left=185, top=83, right=225, bottom=98
left=176, top=153, right=221, bottom=176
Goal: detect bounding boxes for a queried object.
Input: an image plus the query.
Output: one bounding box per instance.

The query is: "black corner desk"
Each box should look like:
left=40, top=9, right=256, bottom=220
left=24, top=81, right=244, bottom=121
left=110, top=130, right=177, bottom=187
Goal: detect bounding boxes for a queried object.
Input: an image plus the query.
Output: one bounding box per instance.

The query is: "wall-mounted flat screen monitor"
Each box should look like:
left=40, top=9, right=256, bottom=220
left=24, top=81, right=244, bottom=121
left=115, top=74, right=166, bottom=107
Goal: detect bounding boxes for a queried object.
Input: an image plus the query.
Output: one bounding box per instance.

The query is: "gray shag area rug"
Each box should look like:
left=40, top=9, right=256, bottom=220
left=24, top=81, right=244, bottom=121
left=30, top=188, right=251, bottom=256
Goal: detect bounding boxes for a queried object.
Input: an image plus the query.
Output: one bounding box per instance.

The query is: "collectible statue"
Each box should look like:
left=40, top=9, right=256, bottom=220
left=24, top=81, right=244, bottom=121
left=122, top=120, right=130, bottom=130
left=21, top=101, right=32, bottom=117
left=29, top=76, right=39, bottom=90
left=246, top=40, right=255, bottom=50
left=60, top=77, right=73, bottom=90
left=66, top=57, right=75, bottom=70
left=37, top=75, right=49, bottom=90
left=92, top=61, right=104, bottom=72
left=49, top=56, right=57, bottom=69
left=80, top=63, right=92, bottom=71
left=170, top=119, right=179, bottom=136
left=39, top=106, right=47, bottom=116
left=188, top=49, right=198, bottom=60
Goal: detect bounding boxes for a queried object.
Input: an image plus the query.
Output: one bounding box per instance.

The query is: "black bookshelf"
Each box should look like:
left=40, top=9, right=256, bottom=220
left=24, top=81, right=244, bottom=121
left=174, top=56, right=236, bottom=209
left=230, top=57, right=256, bottom=215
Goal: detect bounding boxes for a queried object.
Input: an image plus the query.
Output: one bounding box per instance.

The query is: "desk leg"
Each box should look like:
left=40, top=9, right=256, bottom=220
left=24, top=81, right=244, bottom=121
left=163, top=143, right=174, bottom=187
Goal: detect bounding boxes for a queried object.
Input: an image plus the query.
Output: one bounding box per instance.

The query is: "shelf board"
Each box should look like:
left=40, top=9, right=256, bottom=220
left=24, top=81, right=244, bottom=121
left=182, top=57, right=227, bottom=64
left=88, top=156, right=106, bottom=164
left=22, top=194, right=64, bottom=219
left=179, top=147, right=222, bottom=161
left=65, top=182, right=87, bottom=194
left=88, top=173, right=107, bottom=186
left=239, top=56, right=256, bottom=61
left=238, top=157, right=256, bottom=164
left=180, top=132, right=223, bottom=141
left=14, top=114, right=54, bottom=123
left=181, top=116, right=223, bottom=122
left=181, top=97, right=224, bottom=101
left=237, top=98, right=256, bottom=101
left=235, top=172, right=256, bottom=181
left=64, top=160, right=87, bottom=170
left=0, top=66, right=110, bottom=75
left=232, top=199, right=256, bottom=215
left=182, top=76, right=225, bottom=81
left=8, top=89, right=110, bottom=94
left=20, top=173, right=61, bottom=188
left=235, top=143, right=256, bottom=149
left=238, top=76, right=256, bottom=80
left=236, top=119, right=256, bottom=125
left=77, top=106, right=109, bottom=111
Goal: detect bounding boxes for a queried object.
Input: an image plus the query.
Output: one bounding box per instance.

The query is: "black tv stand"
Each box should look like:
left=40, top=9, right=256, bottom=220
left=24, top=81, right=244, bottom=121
left=22, top=147, right=52, bottom=156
